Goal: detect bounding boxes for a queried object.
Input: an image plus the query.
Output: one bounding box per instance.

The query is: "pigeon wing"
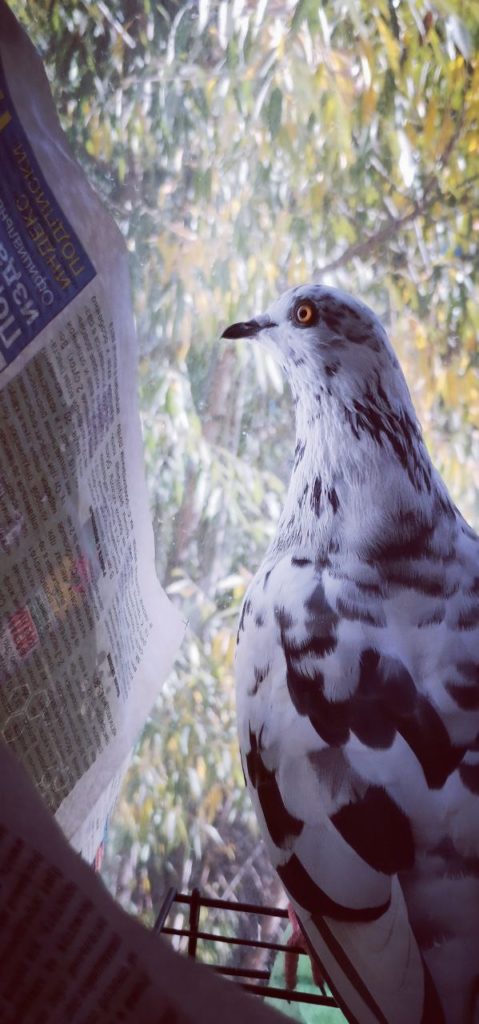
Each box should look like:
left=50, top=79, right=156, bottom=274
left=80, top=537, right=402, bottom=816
left=236, top=557, right=473, bottom=1023
left=243, top=715, right=440, bottom=1024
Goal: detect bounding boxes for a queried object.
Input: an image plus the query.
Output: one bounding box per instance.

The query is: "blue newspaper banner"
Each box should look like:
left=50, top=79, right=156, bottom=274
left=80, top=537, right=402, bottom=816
left=0, top=58, right=95, bottom=371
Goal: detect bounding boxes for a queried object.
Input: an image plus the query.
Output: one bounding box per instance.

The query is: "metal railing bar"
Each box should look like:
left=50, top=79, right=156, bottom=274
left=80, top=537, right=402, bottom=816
left=239, top=982, right=338, bottom=1007
left=160, top=926, right=304, bottom=954
left=173, top=892, right=289, bottom=919
left=156, top=889, right=340, bottom=1012
left=187, top=887, right=201, bottom=959
left=212, top=966, right=271, bottom=980
left=153, top=886, right=177, bottom=932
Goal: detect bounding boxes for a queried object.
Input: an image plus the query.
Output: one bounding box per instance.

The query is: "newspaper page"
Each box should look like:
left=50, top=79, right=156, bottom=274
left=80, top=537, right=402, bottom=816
left=0, top=739, right=284, bottom=1024
left=0, top=1, right=185, bottom=858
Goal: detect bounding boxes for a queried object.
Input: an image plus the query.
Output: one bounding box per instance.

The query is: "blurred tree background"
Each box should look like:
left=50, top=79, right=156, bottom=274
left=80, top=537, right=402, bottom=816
left=9, top=0, right=479, bottom=995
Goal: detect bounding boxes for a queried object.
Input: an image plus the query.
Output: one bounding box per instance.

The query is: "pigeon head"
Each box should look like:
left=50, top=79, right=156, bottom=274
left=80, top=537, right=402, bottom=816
left=221, top=283, right=435, bottom=503
left=222, top=284, right=413, bottom=417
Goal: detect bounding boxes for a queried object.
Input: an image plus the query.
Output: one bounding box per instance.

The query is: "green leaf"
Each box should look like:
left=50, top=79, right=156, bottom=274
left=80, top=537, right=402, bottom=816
left=265, top=86, right=283, bottom=137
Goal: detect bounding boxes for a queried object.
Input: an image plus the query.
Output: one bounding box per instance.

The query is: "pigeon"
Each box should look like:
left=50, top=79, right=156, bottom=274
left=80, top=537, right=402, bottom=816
left=221, top=285, right=479, bottom=1024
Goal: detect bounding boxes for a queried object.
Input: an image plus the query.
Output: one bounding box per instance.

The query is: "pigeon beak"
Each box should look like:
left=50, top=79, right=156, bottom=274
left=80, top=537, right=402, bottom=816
left=221, top=316, right=277, bottom=339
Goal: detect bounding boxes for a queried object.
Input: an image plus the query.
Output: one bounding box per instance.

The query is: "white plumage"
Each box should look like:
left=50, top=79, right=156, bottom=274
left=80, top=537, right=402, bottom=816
left=222, top=285, right=479, bottom=1024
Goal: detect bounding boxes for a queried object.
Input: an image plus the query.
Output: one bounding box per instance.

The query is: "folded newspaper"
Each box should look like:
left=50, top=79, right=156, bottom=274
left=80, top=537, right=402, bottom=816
left=0, top=12, right=288, bottom=1019
left=0, top=8, right=288, bottom=1021
left=0, top=739, right=284, bottom=1023
left=0, top=0, right=185, bottom=860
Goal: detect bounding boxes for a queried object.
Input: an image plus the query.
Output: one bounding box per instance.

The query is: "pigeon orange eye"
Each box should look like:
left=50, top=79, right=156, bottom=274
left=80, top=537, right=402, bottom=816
left=293, top=301, right=316, bottom=326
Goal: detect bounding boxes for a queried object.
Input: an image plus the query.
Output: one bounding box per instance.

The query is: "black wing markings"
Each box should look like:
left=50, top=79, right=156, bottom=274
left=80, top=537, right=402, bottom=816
left=279, top=575, right=465, bottom=789
left=246, top=726, right=303, bottom=847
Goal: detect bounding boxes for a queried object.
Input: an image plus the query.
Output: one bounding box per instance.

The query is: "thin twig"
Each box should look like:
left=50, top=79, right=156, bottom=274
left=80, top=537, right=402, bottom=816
left=315, top=202, right=423, bottom=277
left=96, top=0, right=136, bottom=48
left=221, top=841, right=265, bottom=901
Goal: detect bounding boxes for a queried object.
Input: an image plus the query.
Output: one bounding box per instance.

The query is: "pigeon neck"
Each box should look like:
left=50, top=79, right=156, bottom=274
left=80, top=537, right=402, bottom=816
left=273, top=393, right=439, bottom=559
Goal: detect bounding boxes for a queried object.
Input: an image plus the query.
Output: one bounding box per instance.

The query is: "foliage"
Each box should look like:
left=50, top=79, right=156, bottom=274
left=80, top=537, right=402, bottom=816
left=10, top=0, right=479, bottom=965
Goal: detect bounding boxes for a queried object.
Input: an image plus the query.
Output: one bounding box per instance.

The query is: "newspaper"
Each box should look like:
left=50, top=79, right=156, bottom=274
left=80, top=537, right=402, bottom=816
left=0, top=739, right=284, bottom=1023
left=0, top=0, right=185, bottom=860
left=0, top=10, right=288, bottom=1021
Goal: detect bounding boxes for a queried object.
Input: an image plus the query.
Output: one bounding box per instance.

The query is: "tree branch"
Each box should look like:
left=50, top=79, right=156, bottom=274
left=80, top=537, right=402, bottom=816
left=316, top=83, right=473, bottom=281
left=315, top=202, right=423, bottom=278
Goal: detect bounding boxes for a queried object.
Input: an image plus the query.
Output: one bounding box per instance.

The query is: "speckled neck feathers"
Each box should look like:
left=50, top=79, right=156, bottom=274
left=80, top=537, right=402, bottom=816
left=275, top=368, right=446, bottom=562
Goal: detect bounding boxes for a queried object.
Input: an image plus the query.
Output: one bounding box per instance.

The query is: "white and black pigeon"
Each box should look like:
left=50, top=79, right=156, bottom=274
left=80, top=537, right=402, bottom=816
left=221, top=285, right=479, bottom=1024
